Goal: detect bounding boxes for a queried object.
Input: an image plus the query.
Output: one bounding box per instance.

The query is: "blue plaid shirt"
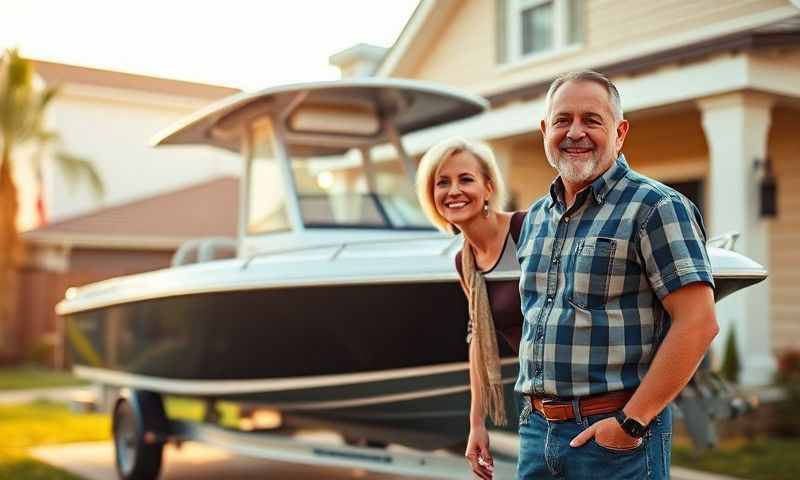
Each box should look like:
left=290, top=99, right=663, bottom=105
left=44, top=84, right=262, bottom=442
left=515, top=155, right=714, bottom=398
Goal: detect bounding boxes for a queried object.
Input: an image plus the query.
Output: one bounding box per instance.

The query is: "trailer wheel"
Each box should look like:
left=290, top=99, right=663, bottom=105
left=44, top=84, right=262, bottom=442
left=112, top=391, right=166, bottom=480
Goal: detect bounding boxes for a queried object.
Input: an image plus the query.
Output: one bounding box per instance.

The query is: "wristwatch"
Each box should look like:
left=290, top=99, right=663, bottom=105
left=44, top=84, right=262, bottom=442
left=614, top=412, right=649, bottom=438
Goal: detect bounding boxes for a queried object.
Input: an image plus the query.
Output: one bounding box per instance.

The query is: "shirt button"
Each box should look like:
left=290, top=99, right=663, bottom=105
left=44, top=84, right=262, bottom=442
left=564, top=216, right=570, bottom=223
left=552, top=257, right=559, bottom=265
left=546, top=296, right=553, bottom=304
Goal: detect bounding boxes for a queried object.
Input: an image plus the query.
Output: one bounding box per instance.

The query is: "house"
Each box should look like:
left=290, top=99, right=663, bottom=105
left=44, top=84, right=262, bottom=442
left=360, top=0, right=800, bottom=386
left=19, top=177, right=239, bottom=366
left=10, top=59, right=243, bottom=363
left=16, top=60, right=241, bottom=230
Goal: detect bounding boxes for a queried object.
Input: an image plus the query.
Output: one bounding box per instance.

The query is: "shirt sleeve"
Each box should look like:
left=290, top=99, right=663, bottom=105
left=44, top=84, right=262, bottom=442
left=638, top=193, right=715, bottom=300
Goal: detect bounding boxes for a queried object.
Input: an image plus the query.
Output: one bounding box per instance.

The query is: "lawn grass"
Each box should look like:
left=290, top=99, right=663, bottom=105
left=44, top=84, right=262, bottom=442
left=673, top=435, right=800, bottom=480
left=0, top=395, right=242, bottom=480
left=0, top=366, right=87, bottom=391
left=164, top=396, right=241, bottom=428
left=0, top=400, right=110, bottom=480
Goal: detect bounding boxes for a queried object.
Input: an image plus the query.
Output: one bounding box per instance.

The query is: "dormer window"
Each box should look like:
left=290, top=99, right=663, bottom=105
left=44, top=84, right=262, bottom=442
left=501, top=0, right=584, bottom=63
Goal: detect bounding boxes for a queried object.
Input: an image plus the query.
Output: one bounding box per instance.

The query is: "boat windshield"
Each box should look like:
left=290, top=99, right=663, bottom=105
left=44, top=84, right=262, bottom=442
left=247, top=117, right=432, bottom=234
left=290, top=144, right=432, bottom=230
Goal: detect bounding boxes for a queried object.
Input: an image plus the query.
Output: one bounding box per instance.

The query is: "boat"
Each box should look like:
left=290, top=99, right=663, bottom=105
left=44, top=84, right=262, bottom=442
left=56, top=78, right=767, bottom=479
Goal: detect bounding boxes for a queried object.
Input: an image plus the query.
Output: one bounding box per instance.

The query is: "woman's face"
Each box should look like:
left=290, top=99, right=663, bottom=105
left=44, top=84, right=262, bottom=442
left=433, top=150, right=493, bottom=227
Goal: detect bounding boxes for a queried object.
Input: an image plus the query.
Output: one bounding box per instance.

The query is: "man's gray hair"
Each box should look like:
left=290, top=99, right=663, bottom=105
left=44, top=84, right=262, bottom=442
left=545, top=70, right=624, bottom=121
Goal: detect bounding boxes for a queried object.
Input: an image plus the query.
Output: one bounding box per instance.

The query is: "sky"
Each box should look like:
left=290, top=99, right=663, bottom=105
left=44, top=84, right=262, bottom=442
left=0, top=0, right=420, bottom=91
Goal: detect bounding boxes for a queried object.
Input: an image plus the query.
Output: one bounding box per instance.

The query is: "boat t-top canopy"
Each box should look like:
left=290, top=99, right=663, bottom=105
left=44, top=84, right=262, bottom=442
left=151, top=78, right=489, bottom=154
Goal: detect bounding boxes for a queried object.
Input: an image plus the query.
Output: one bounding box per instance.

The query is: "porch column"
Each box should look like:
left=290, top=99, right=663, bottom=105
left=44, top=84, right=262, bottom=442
left=697, top=92, right=776, bottom=386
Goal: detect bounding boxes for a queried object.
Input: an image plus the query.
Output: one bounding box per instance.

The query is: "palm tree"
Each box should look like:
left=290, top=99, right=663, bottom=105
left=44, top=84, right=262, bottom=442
left=0, top=48, right=102, bottom=358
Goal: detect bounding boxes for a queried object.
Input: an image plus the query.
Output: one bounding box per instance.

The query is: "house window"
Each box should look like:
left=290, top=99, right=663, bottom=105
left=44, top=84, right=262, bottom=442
left=504, top=0, right=583, bottom=62
left=521, top=1, right=554, bottom=55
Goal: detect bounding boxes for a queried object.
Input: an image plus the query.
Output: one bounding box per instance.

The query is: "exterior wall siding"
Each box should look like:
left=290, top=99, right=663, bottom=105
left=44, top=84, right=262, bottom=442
left=405, top=0, right=792, bottom=95
left=769, top=107, right=800, bottom=353
left=408, top=0, right=495, bottom=88
left=586, top=0, right=788, bottom=49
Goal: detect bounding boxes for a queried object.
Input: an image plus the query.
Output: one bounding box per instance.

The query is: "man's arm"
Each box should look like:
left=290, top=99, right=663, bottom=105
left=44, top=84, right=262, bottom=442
left=570, top=282, right=717, bottom=448
left=622, top=282, right=718, bottom=425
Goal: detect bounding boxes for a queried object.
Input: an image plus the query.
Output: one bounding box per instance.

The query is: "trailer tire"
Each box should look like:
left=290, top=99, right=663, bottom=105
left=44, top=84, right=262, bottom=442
left=112, top=391, right=167, bottom=480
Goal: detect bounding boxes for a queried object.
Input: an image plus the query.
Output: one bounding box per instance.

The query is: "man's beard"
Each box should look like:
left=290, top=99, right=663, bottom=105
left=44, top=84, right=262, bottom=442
left=546, top=138, right=600, bottom=184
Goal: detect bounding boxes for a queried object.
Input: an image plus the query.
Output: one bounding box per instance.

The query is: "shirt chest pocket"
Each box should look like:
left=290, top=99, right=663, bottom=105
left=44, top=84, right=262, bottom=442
left=569, top=237, right=617, bottom=310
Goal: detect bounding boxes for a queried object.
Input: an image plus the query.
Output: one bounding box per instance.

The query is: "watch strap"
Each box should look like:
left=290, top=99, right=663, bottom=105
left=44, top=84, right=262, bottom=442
left=614, top=411, right=649, bottom=438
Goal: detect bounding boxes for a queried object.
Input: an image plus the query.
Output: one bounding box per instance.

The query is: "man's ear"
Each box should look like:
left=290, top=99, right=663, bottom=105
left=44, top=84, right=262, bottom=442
left=540, top=118, right=547, bottom=136
left=616, top=119, right=630, bottom=152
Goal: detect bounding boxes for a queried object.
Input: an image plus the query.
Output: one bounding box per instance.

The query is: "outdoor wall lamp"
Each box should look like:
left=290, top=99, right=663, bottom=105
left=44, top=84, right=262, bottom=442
left=754, top=157, right=777, bottom=218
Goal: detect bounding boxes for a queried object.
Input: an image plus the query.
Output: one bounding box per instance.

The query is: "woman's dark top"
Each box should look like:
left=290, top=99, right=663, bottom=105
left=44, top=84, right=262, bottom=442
left=455, top=211, right=526, bottom=354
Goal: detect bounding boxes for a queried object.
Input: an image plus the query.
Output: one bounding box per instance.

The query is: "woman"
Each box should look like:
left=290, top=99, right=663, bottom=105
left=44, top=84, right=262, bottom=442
left=416, top=137, right=525, bottom=480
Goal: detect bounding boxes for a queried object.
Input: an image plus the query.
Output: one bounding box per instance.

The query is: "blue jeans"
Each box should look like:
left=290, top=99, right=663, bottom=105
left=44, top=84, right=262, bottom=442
left=517, top=398, right=672, bottom=479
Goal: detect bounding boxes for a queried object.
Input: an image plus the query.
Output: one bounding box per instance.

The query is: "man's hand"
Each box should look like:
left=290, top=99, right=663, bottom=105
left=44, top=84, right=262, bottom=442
left=465, top=425, right=494, bottom=479
left=569, top=417, right=642, bottom=450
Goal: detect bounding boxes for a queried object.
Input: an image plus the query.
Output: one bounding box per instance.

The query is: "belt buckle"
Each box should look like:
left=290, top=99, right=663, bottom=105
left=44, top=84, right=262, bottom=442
left=539, top=398, right=562, bottom=421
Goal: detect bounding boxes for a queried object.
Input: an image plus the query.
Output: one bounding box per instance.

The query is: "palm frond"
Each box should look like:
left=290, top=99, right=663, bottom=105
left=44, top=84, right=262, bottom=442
left=34, top=130, right=60, bottom=145
left=54, top=151, right=104, bottom=199
left=0, top=49, right=37, bottom=145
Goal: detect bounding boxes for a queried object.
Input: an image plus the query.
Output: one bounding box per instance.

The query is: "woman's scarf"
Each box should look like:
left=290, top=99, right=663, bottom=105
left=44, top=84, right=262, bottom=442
left=461, top=242, right=506, bottom=426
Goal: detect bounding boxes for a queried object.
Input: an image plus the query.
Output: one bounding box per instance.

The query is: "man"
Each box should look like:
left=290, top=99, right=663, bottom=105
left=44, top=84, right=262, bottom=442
left=514, top=71, right=718, bottom=479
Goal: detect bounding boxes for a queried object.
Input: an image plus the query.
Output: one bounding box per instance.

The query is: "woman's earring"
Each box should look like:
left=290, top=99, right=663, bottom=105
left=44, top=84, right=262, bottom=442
left=483, top=200, right=489, bottom=217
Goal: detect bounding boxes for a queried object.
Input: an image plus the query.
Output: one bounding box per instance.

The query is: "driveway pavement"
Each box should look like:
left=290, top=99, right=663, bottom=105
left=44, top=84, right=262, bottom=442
left=31, top=442, right=414, bottom=480
left=30, top=441, right=745, bottom=480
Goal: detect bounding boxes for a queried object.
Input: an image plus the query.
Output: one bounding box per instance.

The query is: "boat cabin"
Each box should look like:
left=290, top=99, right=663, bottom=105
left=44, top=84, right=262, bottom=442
left=153, top=80, right=489, bottom=258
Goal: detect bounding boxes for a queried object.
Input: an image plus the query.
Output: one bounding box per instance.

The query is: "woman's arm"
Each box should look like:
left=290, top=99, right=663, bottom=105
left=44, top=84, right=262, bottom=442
left=465, top=346, right=494, bottom=479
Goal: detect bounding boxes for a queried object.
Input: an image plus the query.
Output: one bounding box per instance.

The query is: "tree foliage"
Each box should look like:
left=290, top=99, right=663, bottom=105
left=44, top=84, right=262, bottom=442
left=0, top=48, right=102, bottom=358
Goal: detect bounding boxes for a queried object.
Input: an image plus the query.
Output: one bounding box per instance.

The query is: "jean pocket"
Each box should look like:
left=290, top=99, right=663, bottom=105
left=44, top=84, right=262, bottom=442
left=590, top=436, right=645, bottom=455
left=569, top=237, right=616, bottom=309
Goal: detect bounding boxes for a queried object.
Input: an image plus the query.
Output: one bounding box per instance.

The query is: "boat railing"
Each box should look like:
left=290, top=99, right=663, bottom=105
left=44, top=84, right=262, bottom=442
left=241, top=234, right=463, bottom=270
left=707, top=231, right=740, bottom=251
left=172, top=237, right=238, bottom=267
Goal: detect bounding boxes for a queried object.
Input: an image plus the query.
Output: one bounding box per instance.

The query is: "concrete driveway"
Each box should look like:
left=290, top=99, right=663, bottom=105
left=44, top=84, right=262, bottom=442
left=30, top=441, right=743, bottom=480
left=32, top=442, right=420, bottom=480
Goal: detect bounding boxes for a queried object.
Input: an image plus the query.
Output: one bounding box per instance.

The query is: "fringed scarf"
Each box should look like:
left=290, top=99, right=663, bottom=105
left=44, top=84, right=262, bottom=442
left=460, top=243, right=507, bottom=426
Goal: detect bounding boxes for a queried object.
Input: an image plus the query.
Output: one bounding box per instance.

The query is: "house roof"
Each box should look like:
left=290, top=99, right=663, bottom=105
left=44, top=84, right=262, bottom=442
left=376, top=0, right=459, bottom=78
left=24, top=177, right=239, bottom=250
left=32, top=59, right=240, bottom=100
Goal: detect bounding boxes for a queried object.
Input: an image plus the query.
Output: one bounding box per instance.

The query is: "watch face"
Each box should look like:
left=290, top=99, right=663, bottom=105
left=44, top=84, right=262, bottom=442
left=622, top=418, right=647, bottom=438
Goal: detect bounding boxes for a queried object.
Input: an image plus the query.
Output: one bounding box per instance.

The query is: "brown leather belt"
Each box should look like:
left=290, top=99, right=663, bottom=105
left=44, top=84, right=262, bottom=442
left=527, top=389, right=634, bottom=421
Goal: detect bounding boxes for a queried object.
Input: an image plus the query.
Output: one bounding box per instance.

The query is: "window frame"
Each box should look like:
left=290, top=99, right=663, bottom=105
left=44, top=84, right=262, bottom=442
left=505, top=0, right=581, bottom=65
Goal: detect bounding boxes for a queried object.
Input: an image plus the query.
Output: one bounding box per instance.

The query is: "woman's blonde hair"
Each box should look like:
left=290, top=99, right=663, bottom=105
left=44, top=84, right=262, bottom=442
left=415, top=137, right=508, bottom=234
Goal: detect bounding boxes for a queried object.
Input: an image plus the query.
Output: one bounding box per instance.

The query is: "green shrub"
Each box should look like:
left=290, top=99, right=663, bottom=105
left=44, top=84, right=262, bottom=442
left=720, top=327, right=740, bottom=383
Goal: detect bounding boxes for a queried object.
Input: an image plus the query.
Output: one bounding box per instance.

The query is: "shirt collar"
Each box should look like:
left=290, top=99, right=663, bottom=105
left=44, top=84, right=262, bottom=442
left=588, top=154, right=629, bottom=205
left=548, top=177, right=565, bottom=209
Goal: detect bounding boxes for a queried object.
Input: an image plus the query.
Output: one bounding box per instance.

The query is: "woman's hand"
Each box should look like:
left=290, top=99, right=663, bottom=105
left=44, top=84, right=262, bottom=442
left=465, top=425, right=494, bottom=479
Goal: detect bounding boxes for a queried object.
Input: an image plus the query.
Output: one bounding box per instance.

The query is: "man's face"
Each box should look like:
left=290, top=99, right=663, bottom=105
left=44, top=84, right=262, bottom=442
left=540, top=80, right=629, bottom=186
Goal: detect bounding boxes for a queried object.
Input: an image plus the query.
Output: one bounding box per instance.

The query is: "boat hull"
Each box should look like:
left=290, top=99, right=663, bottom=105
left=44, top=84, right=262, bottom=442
left=65, top=279, right=520, bottom=448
